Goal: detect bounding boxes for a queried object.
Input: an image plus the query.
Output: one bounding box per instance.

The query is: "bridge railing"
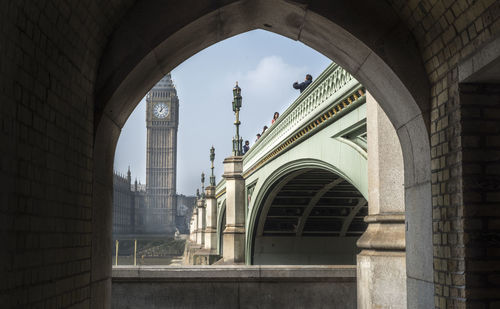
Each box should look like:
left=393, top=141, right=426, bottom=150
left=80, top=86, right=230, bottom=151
left=242, top=62, right=362, bottom=176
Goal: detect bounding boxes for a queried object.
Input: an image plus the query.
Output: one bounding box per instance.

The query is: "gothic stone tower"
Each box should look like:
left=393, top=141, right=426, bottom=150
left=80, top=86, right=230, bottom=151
left=145, top=73, right=179, bottom=235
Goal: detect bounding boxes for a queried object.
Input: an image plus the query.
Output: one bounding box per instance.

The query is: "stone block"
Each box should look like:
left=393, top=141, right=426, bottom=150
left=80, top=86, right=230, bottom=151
left=357, top=250, right=406, bottom=309
left=405, top=181, right=434, bottom=283
left=407, top=277, right=436, bottom=309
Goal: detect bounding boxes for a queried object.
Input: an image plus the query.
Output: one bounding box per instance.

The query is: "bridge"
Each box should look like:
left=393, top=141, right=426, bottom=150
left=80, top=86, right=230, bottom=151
left=215, top=63, right=368, bottom=263
left=180, top=62, right=407, bottom=307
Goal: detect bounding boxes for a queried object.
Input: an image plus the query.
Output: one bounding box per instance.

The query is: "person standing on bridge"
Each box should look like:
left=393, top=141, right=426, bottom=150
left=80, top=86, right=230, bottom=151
left=243, top=140, right=250, bottom=154
left=293, top=74, right=313, bottom=93
left=262, top=125, right=268, bottom=135
left=272, top=112, right=279, bottom=124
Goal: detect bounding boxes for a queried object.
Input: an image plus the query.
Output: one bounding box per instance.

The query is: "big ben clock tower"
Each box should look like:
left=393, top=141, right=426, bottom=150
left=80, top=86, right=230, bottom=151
left=144, top=73, right=179, bottom=235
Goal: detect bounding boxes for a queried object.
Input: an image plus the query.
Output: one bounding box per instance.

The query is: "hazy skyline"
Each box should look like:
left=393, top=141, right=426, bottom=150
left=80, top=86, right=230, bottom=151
left=114, top=30, right=331, bottom=195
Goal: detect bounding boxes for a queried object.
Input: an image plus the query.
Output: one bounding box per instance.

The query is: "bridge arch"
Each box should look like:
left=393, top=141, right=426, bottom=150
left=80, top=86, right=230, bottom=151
left=247, top=160, right=367, bottom=265
left=93, top=0, right=432, bottom=305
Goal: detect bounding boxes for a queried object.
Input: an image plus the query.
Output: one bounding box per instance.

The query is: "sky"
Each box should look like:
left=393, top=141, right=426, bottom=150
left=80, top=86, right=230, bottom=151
left=114, top=29, right=331, bottom=195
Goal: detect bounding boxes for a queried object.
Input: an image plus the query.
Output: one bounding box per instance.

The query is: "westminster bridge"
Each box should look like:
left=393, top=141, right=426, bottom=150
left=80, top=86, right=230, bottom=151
left=116, top=62, right=412, bottom=308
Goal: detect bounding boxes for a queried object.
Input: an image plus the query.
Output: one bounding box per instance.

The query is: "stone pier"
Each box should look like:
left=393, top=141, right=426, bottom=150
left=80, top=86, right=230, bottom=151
left=222, top=156, right=246, bottom=263
left=189, top=214, right=196, bottom=242
left=204, top=186, right=217, bottom=251
left=196, top=198, right=205, bottom=247
left=192, top=207, right=198, bottom=243
left=357, top=92, right=406, bottom=308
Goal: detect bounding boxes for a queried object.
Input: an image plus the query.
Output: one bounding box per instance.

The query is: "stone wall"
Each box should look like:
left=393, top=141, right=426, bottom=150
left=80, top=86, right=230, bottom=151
left=459, top=84, right=500, bottom=307
left=112, top=266, right=356, bottom=309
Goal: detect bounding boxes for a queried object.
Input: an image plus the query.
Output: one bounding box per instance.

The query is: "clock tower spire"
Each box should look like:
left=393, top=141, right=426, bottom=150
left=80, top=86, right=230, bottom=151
left=143, top=73, right=179, bottom=235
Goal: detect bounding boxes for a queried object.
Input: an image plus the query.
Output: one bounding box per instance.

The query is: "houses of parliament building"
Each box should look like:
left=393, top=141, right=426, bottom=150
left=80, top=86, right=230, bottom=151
left=112, top=74, right=195, bottom=236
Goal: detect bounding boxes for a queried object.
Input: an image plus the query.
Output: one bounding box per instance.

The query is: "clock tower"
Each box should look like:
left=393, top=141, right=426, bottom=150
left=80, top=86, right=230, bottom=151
left=144, top=73, right=179, bottom=235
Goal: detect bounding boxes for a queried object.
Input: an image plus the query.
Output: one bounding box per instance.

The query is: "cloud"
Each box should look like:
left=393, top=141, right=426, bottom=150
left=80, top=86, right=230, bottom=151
left=234, top=56, right=306, bottom=97
left=225, top=56, right=307, bottom=140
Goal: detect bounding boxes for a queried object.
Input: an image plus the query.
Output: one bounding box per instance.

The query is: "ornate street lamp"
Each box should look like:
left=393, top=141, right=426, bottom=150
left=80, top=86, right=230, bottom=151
left=201, top=172, right=205, bottom=198
left=209, top=146, right=216, bottom=186
left=232, top=82, right=243, bottom=156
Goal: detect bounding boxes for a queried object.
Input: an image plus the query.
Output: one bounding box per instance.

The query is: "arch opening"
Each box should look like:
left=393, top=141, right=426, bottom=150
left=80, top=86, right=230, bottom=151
left=93, top=0, right=433, bottom=306
left=253, top=168, right=367, bottom=265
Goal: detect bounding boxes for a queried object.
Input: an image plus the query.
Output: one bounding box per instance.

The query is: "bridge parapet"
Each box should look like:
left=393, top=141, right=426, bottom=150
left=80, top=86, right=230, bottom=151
left=242, top=62, right=364, bottom=177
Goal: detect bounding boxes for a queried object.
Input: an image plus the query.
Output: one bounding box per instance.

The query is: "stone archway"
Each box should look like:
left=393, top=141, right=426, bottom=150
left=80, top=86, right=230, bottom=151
left=92, top=0, right=432, bottom=306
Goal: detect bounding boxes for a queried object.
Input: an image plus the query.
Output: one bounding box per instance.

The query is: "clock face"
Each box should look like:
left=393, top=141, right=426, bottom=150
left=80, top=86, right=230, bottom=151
left=153, top=103, right=169, bottom=119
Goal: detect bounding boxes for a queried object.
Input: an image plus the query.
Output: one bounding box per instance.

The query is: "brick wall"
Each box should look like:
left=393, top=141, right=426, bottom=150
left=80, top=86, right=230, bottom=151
left=0, top=1, right=133, bottom=307
left=460, top=84, right=500, bottom=308
left=386, top=0, right=500, bottom=307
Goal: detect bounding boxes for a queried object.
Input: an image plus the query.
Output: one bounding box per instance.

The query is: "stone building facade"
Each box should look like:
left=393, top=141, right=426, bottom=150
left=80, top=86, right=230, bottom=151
left=112, top=169, right=147, bottom=235
left=112, top=169, right=135, bottom=234
left=112, top=168, right=195, bottom=235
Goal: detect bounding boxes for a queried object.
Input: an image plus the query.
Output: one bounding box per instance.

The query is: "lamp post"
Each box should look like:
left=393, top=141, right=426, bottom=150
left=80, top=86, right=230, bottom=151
left=201, top=172, right=205, bottom=198
left=232, top=82, right=243, bottom=156
left=210, top=146, right=216, bottom=186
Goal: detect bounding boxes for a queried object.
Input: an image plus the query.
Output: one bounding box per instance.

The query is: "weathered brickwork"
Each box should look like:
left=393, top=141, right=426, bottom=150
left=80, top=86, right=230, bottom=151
left=386, top=0, right=500, bottom=307
left=0, top=0, right=133, bottom=307
left=459, top=84, right=500, bottom=308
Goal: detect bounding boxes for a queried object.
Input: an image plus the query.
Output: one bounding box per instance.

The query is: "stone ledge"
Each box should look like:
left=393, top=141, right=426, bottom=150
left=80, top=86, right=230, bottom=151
left=357, top=220, right=406, bottom=250
left=112, top=265, right=356, bottom=282
left=364, top=213, right=405, bottom=223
